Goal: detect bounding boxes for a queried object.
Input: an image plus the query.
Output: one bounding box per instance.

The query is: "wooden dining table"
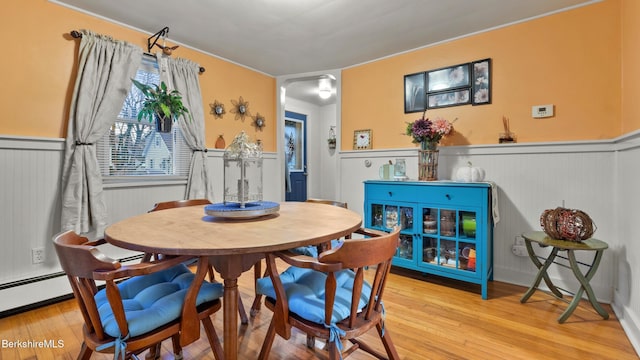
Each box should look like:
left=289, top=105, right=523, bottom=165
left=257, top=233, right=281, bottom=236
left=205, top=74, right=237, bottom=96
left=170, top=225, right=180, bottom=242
left=104, top=201, right=362, bottom=360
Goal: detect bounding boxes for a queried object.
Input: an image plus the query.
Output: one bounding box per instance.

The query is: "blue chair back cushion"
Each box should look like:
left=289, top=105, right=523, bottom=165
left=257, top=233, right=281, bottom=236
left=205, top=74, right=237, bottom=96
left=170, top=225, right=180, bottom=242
left=256, top=266, right=371, bottom=325
left=290, top=239, right=343, bottom=257
left=94, top=263, right=223, bottom=338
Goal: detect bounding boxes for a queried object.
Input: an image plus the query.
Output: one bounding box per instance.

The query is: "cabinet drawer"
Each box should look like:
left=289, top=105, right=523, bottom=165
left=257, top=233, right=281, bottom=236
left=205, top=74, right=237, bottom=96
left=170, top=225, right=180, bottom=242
left=366, top=184, right=484, bottom=206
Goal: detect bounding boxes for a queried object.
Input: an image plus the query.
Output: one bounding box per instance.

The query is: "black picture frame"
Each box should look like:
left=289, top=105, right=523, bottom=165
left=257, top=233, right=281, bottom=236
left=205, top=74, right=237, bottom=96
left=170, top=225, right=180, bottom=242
left=404, top=72, right=426, bottom=113
left=472, top=58, right=491, bottom=105
left=427, top=63, right=470, bottom=93
left=427, top=88, right=471, bottom=109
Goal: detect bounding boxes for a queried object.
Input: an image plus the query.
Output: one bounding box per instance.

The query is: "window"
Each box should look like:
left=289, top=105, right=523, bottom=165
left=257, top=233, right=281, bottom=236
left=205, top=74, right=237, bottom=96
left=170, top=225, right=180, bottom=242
left=96, top=56, right=191, bottom=180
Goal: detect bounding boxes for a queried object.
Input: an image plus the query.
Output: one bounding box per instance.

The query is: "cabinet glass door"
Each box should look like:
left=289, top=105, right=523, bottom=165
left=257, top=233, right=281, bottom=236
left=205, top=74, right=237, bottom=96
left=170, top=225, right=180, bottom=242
left=420, top=208, right=479, bottom=273
left=439, top=209, right=456, bottom=237
left=384, top=205, right=398, bottom=229
left=369, top=202, right=417, bottom=262
left=458, top=241, right=476, bottom=273
left=459, top=211, right=477, bottom=239
left=398, top=234, right=414, bottom=260
left=371, top=204, right=383, bottom=228
left=421, top=207, right=438, bottom=264
left=400, top=206, right=414, bottom=230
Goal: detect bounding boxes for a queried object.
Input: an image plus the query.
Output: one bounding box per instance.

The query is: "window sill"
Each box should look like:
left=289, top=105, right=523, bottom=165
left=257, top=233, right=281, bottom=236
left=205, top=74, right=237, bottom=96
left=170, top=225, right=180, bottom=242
left=102, top=176, right=188, bottom=189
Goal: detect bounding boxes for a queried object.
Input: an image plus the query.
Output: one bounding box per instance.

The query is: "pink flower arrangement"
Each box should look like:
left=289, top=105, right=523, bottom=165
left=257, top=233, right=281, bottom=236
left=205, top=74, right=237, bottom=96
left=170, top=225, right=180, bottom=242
left=405, top=111, right=454, bottom=146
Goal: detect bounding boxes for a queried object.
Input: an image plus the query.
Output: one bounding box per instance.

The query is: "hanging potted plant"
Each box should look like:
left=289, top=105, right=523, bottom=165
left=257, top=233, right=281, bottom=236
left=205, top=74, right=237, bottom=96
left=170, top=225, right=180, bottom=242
left=131, top=79, right=192, bottom=133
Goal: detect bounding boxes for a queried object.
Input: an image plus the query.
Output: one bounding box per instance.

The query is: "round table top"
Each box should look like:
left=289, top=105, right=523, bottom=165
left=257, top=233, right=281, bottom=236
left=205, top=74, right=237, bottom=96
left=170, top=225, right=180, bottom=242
left=104, top=202, right=362, bottom=256
left=521, top=231, right=608, bottom=251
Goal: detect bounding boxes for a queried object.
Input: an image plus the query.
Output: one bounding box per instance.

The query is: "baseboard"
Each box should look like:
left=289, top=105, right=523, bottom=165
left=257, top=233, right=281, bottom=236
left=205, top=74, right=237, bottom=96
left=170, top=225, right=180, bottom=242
left=0, top=275, right=73, bottom=314
left=613, top=291, right=640, bottom=357
left=0, top=254, right=145, bottom=315
left=493, top=265, right=612, bottom=304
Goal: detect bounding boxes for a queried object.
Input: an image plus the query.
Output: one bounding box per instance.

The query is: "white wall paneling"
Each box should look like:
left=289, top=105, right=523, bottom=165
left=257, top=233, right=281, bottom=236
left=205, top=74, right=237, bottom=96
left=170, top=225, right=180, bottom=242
left=1, top=133, right=638, bottom=353
left=0, top=137, right=279, bottom=312
left=0, top=136, right=65, bottom=286
left=338, top=135, right=640, bottom=354
left=612, top=133, right=640, bottom=353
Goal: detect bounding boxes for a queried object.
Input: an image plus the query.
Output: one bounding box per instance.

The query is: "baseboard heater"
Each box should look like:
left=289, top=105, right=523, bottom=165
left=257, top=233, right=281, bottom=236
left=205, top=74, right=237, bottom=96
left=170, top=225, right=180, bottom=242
left=0, top=254, right=144, bottom=318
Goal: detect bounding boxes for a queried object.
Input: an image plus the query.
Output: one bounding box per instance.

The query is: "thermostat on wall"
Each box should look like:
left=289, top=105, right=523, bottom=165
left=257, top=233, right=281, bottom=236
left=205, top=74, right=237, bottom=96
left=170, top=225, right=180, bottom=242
left=532, top=104, right=554, bottom=118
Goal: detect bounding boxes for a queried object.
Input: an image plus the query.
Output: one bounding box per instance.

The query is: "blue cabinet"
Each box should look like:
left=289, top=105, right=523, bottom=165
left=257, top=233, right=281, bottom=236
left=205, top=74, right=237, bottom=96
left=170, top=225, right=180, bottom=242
left=364, top=180, right=494, bottom=299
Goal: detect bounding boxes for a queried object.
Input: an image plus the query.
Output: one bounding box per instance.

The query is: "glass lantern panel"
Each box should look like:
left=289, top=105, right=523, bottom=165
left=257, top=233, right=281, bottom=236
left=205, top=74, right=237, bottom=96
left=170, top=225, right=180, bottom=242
left=224, top=158, right=263, bottom=205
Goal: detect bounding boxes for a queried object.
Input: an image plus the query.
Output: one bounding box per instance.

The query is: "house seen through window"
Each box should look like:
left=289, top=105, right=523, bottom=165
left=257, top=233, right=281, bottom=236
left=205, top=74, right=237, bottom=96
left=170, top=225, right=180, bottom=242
left=97, top=57, right=191, bottom=179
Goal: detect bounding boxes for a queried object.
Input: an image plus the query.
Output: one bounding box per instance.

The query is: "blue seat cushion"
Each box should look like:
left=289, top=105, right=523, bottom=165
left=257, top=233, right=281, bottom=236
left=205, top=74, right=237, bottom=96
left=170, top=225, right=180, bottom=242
left=290, top=239, right=343, bottom=258
left=94, top=263, right=223, bottom=338
left=256, top=266, right=371, bottom=325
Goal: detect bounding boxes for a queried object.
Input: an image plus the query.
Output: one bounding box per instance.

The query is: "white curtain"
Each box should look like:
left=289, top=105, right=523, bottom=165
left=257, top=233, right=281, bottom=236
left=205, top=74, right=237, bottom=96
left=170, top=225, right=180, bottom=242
left=163, top=56, right=213, bottom=201
left=60, top=30, right=142, bottom=238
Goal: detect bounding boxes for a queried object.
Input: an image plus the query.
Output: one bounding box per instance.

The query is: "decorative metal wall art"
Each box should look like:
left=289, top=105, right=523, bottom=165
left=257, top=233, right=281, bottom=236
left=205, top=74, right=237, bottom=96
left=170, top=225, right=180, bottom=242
left=210, top=100, right=226, bottom=119
left=252, top=112, right=266, bottom=130
left=231, top=96, right=250, bottom=121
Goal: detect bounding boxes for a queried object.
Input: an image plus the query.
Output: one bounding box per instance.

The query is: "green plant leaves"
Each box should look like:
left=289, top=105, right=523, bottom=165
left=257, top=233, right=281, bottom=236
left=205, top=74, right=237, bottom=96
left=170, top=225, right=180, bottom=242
left=130, top=79, right=192, bottom=123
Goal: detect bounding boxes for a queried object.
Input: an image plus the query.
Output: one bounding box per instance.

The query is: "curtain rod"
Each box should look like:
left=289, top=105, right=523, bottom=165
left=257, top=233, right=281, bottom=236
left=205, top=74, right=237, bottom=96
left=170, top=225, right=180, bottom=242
left=69, top=30, right=205, bottom=74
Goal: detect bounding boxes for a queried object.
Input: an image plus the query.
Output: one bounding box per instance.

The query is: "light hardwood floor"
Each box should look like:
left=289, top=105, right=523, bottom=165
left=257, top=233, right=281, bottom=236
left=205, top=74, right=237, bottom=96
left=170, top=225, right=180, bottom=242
left=0, top=264, right=637, bottom=360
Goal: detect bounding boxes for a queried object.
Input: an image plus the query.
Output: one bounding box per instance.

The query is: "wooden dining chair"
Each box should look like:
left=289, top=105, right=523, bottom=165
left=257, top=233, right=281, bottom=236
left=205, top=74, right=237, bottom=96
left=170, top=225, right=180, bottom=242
left=148, top=199, right=249, bottom=324
left=249, top=198, right=349, bottom=317
left=255, top=227, right=401, bottom=360
left=53, top=230, right=224, bottom=360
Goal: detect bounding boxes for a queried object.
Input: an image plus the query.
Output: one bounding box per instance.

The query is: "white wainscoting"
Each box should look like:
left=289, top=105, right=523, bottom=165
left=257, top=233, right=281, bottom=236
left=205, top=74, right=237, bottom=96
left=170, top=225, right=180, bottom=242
left=339, top=142, right=615, bottom=298
left=612, top=134, right=640, bottom=354
left=338, top=134, right=640, bottom=354
left=0, top=137, right=279, bottom=313
left=1, top=134, right=638, bottom=354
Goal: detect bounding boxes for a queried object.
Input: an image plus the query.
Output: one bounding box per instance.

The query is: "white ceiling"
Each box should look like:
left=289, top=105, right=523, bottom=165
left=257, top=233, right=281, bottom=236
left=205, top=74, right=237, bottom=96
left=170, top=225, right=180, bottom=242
left=53, top=0, right=595, bottom=105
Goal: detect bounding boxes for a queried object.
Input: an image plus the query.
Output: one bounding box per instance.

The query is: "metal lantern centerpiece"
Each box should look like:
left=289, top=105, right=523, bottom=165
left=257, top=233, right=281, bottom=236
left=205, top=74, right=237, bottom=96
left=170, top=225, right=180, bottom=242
left=205, top=131, right=279, bottom=219
left=224, top=131, right=263, bottom=207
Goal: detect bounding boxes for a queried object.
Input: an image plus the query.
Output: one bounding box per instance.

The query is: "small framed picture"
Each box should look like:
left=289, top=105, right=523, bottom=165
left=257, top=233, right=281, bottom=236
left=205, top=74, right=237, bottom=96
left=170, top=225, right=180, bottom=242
left=404, top=72, right=426, bottom=113
left=353, top=129, right=372, bottom=150
left=427, top=63, right=470, bottom=92
left=472, top=58, right=491, bottom=105
left=427, top=88, right=471, bottom=109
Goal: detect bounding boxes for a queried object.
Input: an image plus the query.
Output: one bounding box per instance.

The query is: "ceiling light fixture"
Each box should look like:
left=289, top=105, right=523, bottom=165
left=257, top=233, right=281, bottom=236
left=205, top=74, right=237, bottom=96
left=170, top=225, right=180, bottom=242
left=318, top=78, right=332, bottom=99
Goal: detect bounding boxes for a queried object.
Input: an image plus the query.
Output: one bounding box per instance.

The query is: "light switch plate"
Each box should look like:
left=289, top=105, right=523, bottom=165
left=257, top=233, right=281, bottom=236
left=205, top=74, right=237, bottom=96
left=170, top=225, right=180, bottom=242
left=532, top=104, right=554, bottom=118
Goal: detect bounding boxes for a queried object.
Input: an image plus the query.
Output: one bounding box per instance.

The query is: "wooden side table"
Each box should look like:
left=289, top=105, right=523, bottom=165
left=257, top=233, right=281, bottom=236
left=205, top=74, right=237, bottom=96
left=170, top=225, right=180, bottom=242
left=520, top=231, right=609, bottom=323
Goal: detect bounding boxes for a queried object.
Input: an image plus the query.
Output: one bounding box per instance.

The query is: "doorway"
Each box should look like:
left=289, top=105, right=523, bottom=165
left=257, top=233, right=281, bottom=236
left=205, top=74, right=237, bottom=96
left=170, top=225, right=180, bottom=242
left=284, top=111, right=307, bottom=201
left=276, top=70, right=341, bottom=202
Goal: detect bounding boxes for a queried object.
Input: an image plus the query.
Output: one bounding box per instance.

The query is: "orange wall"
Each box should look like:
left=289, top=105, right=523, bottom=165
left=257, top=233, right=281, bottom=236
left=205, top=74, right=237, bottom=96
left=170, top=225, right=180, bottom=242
left=1, top=1, right=276, bottom=151
left=622, top=0, right=640, bottom=132
left=342, top=0, right=622, bottom=149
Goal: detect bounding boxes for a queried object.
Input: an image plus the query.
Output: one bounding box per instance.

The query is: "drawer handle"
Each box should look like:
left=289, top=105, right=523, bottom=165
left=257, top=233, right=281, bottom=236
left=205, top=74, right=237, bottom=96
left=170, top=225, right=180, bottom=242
left=446, top=194, right=451, bottom=200
left=388, top=191, right=393, bottom=197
